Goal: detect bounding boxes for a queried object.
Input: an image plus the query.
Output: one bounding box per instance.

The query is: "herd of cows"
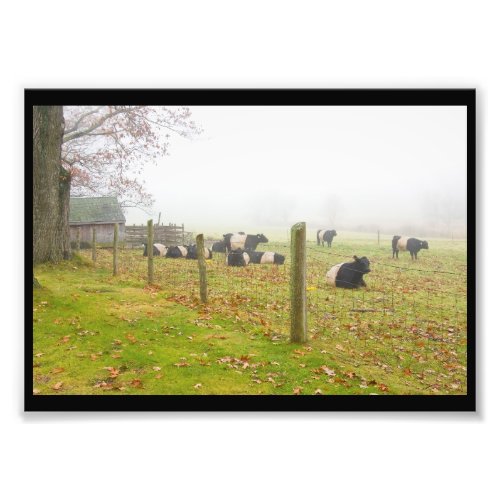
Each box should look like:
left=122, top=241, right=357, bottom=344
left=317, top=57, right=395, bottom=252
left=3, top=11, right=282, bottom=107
left=142, top=230, right=429, bottom=290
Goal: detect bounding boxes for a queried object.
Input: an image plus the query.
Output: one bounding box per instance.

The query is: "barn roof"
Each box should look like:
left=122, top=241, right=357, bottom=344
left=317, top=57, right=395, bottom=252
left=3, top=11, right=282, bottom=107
left=69, top=197, right=126, bottom=224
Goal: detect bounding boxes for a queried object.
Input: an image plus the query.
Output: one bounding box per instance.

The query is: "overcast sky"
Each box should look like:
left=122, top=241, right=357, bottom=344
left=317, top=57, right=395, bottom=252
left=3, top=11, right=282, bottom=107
left=125, top=105, right=467, bottom=236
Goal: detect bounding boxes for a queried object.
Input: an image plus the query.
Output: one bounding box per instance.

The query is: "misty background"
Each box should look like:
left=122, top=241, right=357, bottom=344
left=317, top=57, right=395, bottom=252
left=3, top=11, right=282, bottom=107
left=126, top=105, right=467, bottom=239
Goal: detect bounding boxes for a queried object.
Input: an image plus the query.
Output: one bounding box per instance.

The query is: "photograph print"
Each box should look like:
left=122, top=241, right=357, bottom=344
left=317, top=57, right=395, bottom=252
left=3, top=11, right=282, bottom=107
left=28, top=89, right=475, bottom=411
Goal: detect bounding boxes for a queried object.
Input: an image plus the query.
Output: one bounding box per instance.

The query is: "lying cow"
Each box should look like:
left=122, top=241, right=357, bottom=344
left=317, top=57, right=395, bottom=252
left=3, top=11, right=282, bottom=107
left=326, top=256, right=371, bottom=289
left=226, top=249, right=250, bottom=267
left=317, top=229, right=337, bottom=247
left=186, top=244, right=213, bottom=260
left=247, top=251, right=285, bottom=265
left=142, top=243, right=167, bottom=257
left=223, top=232, right=269, bottom=251
left=392, top=236, right=429, bottom=260
left=166, top=245, right=188, bottom=258
left=211, top=240, right=227, bottom=253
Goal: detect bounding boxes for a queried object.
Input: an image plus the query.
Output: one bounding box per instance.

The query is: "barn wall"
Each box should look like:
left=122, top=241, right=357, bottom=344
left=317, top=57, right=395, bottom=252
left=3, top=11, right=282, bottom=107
left=70, top=223, right=125, bottom=244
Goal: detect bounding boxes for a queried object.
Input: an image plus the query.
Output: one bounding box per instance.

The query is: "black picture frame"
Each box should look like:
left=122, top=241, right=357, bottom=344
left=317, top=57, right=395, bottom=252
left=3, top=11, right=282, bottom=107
left=26, top=89, right=476, bottom=412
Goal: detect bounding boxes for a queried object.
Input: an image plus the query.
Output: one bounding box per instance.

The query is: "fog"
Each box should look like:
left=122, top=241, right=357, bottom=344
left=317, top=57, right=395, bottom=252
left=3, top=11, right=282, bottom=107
left=125, top=106, right=467, bottom=239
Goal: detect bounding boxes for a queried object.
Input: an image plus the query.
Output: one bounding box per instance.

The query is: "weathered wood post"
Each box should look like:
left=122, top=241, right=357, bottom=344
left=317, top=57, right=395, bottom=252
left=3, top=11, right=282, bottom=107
left=290, top=222, right=307, bottom=343
left=377, top=230, right=380, bottom=246
left=147, top=219, right=154, bottom=284
left=196, top=233, right=208, bottom=304
left=182, top=223, right=185, bottom=246
left=113, top=223, right=118, bottom=276
left=76, top=228, right=81, bottom=253
left=92, top=227, right=97, bottom=263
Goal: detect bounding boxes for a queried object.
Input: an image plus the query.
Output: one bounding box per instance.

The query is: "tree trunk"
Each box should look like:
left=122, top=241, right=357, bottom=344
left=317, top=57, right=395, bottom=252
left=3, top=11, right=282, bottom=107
left=59, top=167, right=72, bottom=260
left=33, top=106, right=65, bottom=265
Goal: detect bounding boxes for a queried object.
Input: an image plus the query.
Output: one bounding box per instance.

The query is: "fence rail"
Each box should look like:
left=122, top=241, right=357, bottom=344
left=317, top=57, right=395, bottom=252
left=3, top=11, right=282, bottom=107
left=125, top=223, right=192, bottom=247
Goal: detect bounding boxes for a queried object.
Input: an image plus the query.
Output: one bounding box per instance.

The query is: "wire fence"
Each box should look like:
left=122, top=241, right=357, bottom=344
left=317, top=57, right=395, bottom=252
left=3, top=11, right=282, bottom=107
left=82, top=238, right=467, bottom=376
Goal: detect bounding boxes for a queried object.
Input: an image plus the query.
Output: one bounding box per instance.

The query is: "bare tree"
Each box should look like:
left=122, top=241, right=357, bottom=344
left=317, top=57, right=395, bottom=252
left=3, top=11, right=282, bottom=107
left=62, top=106, right=202, bottom=209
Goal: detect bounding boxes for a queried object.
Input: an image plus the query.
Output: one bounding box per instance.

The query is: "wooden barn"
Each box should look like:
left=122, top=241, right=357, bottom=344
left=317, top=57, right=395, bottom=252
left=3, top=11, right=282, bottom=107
left=69, top=196, right=126, bottom=244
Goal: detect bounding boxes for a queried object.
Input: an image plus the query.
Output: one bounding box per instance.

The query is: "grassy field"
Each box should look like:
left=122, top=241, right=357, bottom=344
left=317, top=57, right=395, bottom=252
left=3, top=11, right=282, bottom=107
left=32, top=234, right=468, bottom=396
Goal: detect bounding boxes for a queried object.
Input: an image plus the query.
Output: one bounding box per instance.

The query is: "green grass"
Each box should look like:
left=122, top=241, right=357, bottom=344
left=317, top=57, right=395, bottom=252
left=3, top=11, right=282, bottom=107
left=32, top=235, right=467, bottom=396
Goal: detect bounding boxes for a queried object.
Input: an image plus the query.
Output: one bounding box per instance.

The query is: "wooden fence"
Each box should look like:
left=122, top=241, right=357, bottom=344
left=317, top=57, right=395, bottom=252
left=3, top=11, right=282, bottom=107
left=125, top=223, right=192, bottom=247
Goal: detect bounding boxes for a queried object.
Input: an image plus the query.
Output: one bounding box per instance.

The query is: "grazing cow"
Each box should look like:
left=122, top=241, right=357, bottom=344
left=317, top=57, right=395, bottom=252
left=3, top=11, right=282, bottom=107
left=186, top=245, right=213, bottom=260
left=211, top=240, right=227, bottom=253
left=223, top=233, right=269, bottom=251
left=326, top=256, right=371, bottom=289
left=165, top=245, right=188, bottom=258
left=317, top=229, right=338, bottom=247
left=143, top=243, right=167, bottom=257
left=392, top=236, right=429, bottom=260
left=226, top=249, right=250, bottom=267
left=247, top=251, right=285, bottom=265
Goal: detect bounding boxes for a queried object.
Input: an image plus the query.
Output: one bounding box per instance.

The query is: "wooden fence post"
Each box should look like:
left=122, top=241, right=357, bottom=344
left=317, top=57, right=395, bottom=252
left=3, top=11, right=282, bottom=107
left=92, top=227, right=97, bottom=262
left=113, top=223, right=118, bottom=276
left=377, top=230, right=380, bottom=246
left=196, top=234, right=208, bottom=304
left=147, top=219, right=154, bottom=284
left=76, top=228, right=81, bottom=253
left=290, top=222, right=307, bottom=343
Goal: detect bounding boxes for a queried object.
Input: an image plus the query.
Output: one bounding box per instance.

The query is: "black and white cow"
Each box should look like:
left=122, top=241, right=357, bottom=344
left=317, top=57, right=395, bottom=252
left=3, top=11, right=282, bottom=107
left=223, top=233, right=269, bottom=252
left=317, top=229, right=338, bottom=247
left=247, top=251, right=285, bottom=265
left=143, top=243, right=167, bottom=257
left=226, top=249, right=250, bottom=267
left=186, top=245, right=213, bottom=260
left=165, top=245, right=188, bottom=258
left=211, top=240, right=227, bottom=253
left=392, top=236, right=429, bottom=260
left=326, top=256, right=371, bottom=289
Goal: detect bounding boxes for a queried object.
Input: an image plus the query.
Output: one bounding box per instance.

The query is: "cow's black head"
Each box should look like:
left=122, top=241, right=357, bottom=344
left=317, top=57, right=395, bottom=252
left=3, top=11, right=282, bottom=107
left=332, top=230, right=337, bottom=237
left=257, top=234, right=269, bottom=243
left=421, top=241, right=429, bottom=249
left=274, top=253, right=285, bottom=265
left=353, top=255, right=371, bottom=273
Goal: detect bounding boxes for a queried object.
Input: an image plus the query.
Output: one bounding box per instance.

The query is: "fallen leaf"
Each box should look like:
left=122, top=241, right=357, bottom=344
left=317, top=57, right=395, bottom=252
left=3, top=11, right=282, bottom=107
left=194, top=383, right=202, bottom=389
left=293, top=386, right=303, bottom=395
left=314, top=389, right=323, bottom=395
left=152, top=366, right=161, bottom=371
left=320, top=365, right=336, bottom=377
left=33, top=388, right=41, bottom=395
left=52, top=382, right=63, bottom=391
left=104, top=366, right=120, bottom=378
left=51, top=367, right=65, bottom=374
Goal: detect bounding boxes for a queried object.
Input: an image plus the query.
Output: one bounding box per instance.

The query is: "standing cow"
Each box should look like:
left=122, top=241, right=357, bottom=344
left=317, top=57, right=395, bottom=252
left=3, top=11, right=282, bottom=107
left=326, top=256, right=371, bottom=289
left=143, top=243, right=167, bottom=257
left=317, top=229, right=338, bottom=247
left=392, top=236, right=429, bottom=260
left=223, top=232, right=269, bottom=252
